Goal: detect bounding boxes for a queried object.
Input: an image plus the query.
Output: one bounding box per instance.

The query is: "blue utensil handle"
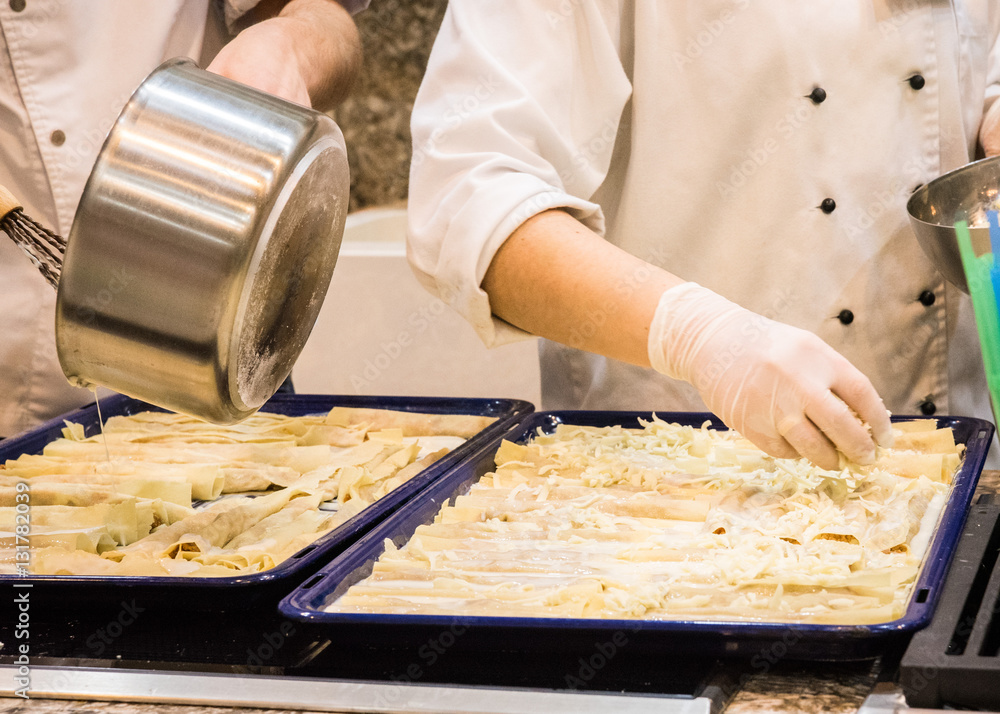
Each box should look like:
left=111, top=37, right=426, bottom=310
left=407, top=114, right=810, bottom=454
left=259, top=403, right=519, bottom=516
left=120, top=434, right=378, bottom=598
left=989, top=210, right=1000, bottom=262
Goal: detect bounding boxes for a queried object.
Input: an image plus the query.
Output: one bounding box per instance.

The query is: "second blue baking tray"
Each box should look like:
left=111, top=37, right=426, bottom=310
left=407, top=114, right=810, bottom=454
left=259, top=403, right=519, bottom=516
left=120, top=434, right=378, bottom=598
left=279, top=410, right=994, bottom=661
left=0, top=392, right=532, bottom=611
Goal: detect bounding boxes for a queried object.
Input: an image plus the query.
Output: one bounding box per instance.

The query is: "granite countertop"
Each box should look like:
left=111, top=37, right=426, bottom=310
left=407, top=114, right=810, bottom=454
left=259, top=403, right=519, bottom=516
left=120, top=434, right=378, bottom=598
left=0, top=705, right=295, bottom=714
left=0, top=664, right=886, bottom=714
left=1, top=471, right=988, bottom=714
left=0, top=665, right=882, bottom=714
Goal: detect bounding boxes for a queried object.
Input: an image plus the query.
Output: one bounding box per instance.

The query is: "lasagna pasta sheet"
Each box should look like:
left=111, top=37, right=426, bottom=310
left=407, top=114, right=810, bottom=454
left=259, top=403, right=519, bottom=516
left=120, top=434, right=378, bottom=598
left=329, top=417, right=963, bottom=625
left=1, top=407, right=483, bottom=577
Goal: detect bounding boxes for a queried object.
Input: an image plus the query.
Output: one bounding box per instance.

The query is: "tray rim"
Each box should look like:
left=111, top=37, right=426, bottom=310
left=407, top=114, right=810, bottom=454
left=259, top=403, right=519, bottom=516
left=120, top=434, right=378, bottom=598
left=278, top=410, right=995, bottom=649
left=1, top=392, right=534, bottom=592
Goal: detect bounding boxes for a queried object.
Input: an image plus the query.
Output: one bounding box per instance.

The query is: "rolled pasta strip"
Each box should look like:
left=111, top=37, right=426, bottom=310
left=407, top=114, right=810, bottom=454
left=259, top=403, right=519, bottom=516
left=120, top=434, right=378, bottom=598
left=355, top=448, right=451, bottom=504
left=455, top=493, right=710, bottom=522
left=345, top=444, right=445, bottom=505
left=890, top=426, right=958, bottom=454
left=0, top=527, right=118, bottom=555
left=115, top=481, right=193, bottom=509
left=222, top=493, right=324, bottom=550
left=0, top=482, right=189, bottom=509
left=285, top=466, right=343, bottom=502
left=74, top=429, right=297, bottom=447
left=4, top=458, right=222, bottom=501
left=866, top=482, right=936, bottom=552
left=336, top=443, right=413, bottom=503
left=110, top=487, right=303, bottom=563
left=322, top=439, right=392, bottom=472
left=296, top=423, right=368, bottom=447
left=195, top=550, right=275, bottom=572
left=40, top=441, right=334, bottom=475
left=98, top=411, right=366, bottom=447
left=32, top=547, right=171, bottom=576
left=892, top=419, right=942, bottom=433
left=871, top=452, right=958, bottom=482
left=0, top=502, right=149, bottom=546
left=217, top=465, right=300, bottom=493
left=267, top=515, right=348, bottom=562
left=326, top=406, right=495, bottom=438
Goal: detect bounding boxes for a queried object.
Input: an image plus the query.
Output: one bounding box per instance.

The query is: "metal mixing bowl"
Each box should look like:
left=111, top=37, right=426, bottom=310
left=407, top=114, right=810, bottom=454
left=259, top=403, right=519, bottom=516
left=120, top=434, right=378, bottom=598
left=907, top=155, right=1000, bottom=293
left=55, top=58, right=350, bottom=423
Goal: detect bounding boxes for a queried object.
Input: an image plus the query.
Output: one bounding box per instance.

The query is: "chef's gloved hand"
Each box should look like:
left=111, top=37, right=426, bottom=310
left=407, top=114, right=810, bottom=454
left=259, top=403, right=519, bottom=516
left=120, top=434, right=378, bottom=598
left=648, top=282, right=893, bottom=470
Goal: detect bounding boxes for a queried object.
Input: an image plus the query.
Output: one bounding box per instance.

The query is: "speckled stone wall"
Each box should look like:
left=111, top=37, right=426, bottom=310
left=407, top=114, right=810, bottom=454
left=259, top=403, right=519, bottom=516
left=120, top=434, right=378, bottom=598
left=333, top=0, right=448, bottom=212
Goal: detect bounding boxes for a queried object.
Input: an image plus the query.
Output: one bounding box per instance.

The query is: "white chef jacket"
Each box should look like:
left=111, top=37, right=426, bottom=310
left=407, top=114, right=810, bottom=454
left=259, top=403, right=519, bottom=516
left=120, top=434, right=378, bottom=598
left=0, top=0, right=366, bottom=438
left=408, top=1, right=1000, bottom=445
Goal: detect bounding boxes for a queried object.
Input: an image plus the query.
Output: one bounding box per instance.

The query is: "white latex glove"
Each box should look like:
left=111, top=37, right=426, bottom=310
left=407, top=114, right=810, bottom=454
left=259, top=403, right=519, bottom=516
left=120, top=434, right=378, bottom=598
left=648, top=283, right=893, bottom=470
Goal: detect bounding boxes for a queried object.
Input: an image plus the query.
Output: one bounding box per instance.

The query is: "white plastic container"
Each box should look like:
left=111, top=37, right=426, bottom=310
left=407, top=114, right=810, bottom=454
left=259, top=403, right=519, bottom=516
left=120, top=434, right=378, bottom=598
left=292, top=206, right=541, bottom=403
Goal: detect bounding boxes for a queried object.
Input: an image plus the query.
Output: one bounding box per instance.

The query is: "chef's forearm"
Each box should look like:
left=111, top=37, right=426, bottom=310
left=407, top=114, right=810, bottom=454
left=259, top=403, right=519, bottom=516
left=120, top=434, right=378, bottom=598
left=225, top=0, right=362, bottom=110
left=269, top=0, right=361, bottom=109
left=481, top=209, right=683, bottom=366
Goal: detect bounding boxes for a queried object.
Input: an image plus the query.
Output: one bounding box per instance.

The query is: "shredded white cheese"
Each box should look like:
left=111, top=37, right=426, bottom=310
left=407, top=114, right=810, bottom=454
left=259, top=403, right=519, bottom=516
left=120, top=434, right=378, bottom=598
left=329, top=417, right=962, bottom=625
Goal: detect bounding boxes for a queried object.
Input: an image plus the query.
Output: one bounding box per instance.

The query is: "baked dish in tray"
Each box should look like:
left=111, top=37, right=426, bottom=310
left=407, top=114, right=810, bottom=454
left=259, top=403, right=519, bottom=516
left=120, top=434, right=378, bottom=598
left=0, top=406, right=495, bottom=577
left=328, top=416, right=963, bottom=624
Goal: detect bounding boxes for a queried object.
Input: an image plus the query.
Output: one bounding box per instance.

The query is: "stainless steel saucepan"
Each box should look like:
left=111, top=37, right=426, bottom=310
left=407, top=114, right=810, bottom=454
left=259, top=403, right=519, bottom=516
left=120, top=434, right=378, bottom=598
left=55, top=58, right=350, bottom=423
left=907, top=155, right=1000, bottom=293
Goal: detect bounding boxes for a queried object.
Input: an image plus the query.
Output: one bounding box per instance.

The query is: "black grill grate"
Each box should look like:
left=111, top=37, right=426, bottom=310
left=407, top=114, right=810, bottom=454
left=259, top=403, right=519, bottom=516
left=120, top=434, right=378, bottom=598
left=900, top=495, right=1000, bottom=708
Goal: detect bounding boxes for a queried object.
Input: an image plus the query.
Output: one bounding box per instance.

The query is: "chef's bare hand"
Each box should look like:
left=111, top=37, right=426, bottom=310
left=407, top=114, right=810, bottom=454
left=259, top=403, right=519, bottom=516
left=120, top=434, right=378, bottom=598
left=207, top=20, right=312, bottom=107
left=981, top=101, right=1000, bottom=157
left=648, top=283, right=893, bottom=470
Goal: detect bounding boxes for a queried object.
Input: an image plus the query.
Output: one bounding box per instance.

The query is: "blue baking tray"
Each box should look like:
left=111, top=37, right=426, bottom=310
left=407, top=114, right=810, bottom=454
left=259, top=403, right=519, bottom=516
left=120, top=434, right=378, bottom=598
left=279, top=411, right=994, bottom=661
left=0, top=392, right=532, bottom=612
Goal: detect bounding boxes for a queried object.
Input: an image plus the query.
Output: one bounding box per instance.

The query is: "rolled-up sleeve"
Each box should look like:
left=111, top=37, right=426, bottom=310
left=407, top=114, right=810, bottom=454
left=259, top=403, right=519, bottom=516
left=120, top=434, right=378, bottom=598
left=222, top=0, right=369, bottom=31
left=222, top=0, right=263, bottom=30
left=337, top=0, right=369, bottom=13
left=406, top=0, right=632, bottom=347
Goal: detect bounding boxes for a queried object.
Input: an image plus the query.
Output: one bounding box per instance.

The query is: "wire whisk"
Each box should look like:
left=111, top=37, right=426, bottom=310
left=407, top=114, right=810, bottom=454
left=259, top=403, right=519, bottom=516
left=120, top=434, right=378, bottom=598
left=0, top=184, right=66, bottom=289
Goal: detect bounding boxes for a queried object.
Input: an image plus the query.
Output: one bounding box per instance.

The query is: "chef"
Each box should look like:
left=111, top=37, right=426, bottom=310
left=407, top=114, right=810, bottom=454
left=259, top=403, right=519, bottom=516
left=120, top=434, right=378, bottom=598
left=0, top=0, right=365, bottom=438
left=408, top=0, right=1000, bottom=469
